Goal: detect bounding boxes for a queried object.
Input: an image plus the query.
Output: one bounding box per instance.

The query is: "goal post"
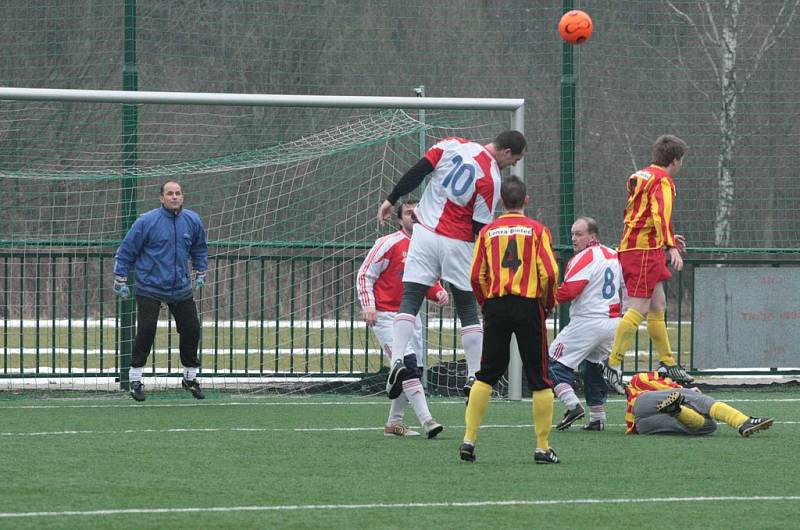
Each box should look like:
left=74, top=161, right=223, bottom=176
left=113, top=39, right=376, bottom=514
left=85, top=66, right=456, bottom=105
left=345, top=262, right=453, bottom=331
left=0, top=87, right=527, bottom=399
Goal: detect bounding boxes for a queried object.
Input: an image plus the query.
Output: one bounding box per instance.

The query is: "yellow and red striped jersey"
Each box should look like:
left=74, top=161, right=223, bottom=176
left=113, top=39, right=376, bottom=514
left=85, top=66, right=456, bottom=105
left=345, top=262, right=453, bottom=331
left=618, top=164, right=677, bottom=252
left=625, top=371, right=683, bottom=434
left=470, top=213, right=559, bottom=309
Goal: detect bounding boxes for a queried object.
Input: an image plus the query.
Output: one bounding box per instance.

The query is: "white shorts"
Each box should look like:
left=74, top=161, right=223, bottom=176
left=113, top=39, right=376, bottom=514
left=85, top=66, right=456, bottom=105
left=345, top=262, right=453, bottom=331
left=548, top=316, right=620, bottom=370
left=371, top=311, right=424, bottom=365
left=403, top=225, right=475, bottom=292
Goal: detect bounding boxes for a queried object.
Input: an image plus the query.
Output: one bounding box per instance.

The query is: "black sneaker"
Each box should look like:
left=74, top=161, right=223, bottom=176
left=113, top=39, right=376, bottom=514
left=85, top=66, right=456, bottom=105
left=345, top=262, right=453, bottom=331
left=656, top=390, right=685, bottom=415
left=658, top=362, right=695, bottom=385
left=556, top=404, right=585, bottom=431
left=463, top=376, right=475, bottom=406
left=582, top=420, right=605, bottom=431
left=459, top=442, right=476, bottom=462
left=600, top=362, right=626, bottom=395
left=738, top=416, right=774, bottom=438
left=181, top=378, right=205, bottom=400
left=386, top=360, right=407, bottom=399
left=130, top=381, right=145, bottom=402
left=534, top=447, right=560, bottom=464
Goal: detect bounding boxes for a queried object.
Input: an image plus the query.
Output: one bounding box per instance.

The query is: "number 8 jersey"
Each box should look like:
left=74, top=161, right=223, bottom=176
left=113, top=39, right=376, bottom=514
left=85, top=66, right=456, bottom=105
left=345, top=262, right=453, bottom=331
left=415, top=137, right=502, bottom=241
left=555, top=243, right=622, bottom=319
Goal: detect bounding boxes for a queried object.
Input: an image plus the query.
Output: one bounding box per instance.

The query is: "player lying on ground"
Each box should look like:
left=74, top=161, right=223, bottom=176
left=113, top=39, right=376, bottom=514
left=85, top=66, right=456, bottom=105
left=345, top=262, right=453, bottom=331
left=625, top=371, right=775, bottom=437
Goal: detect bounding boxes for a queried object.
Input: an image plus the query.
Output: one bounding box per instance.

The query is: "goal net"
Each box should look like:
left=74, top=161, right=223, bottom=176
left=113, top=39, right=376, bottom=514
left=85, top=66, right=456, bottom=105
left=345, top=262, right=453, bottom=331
left=0, top=90, right=523, bottom=397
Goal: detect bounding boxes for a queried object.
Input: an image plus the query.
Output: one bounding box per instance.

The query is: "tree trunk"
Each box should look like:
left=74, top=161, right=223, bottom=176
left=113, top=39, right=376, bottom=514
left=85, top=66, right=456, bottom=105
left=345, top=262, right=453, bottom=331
left=714, top=0, right=740, bottom=248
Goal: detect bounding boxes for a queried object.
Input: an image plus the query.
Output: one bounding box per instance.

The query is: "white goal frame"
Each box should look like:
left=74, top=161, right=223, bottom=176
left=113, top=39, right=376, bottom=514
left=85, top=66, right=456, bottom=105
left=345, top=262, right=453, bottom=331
left=0, top=86, right=527, bottom=400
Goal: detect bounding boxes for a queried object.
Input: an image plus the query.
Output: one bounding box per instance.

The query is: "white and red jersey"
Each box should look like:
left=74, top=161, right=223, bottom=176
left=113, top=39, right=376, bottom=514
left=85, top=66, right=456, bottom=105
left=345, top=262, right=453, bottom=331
left=555, top=242, right=622, bottom=319
left=357, top=229, right=445, bottom=312
left=414, top=137, right=502, bottom=242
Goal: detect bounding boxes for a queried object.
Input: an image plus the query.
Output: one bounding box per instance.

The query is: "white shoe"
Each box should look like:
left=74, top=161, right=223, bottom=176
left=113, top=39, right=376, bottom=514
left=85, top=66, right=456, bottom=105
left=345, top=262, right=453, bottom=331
left=383, top=422, right=420, bottom=437
left=601, top=362, right=626, bottom=395
left=423, top=418, right=443, bottom=439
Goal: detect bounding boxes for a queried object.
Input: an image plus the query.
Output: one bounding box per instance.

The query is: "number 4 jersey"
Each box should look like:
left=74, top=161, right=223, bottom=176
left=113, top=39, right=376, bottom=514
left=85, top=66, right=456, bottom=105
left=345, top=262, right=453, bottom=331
left=555, top=243, right=622, bottom=319
left=415, top=137, right=502, bottom=241
left=470, top=213, right=559, bottom=309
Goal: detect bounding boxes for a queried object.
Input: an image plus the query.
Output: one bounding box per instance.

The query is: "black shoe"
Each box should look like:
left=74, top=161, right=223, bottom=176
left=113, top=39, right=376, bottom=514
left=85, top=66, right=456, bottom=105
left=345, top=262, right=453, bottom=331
left=459, top=442, right=476, bottom=462
left=181, top=378, right=205, bottom=399
left=582, top=420, right=605, bottom=431
left=658, top=362, right=695, bottom=385
left=130, top=381, right=145, bottom=402
left=386, top=360, right=407, bottom=399
left=556, top=404, right=585, bottom=431
left=534, top=447, right=560, bottom=464
left=463, top=376, right=476, bottom=397
left=656, top=390, right=685, bottom=415
left=738, top=416, right=774, bottom=438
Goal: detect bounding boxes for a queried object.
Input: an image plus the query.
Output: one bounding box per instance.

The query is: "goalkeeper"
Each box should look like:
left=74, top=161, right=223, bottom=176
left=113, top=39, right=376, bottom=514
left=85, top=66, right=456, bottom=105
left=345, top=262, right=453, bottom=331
left=626, top=371, right=774, bottom=437
left=114, top=181, right=208, bottom=402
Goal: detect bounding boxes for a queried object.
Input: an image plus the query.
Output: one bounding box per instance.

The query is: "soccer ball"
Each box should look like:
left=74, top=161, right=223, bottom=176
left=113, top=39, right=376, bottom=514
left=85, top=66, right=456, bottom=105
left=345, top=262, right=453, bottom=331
left=559, top=10, right=593, bottom=45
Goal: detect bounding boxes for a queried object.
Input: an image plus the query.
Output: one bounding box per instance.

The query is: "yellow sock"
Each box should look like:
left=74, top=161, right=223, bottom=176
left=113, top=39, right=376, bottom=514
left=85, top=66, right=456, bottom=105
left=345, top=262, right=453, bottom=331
left=710, top=402, right=749, bottom=430
left=647, top=311, right=676, bottom=365
left=532, top=389, right=554, bottom=451
left=463, top=380, right=492, bottom=443
left=609, top=308, right=644, bottom=366
left=676, top=406, right=706, bottom=431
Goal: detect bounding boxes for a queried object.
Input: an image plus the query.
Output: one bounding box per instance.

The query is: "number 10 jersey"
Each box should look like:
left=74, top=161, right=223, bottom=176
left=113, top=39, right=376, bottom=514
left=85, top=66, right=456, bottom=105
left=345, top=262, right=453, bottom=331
left=415, top=137, right=502, bottom=242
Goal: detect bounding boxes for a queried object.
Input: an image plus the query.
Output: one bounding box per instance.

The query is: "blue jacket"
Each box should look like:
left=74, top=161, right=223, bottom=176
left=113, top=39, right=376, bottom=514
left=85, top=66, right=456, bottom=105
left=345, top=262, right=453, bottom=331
left=114, top=206, right=208, bottom=302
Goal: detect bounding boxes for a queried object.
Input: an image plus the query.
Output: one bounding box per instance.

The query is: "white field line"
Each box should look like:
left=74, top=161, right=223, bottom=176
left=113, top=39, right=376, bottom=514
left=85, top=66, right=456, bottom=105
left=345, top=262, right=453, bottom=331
left=1, top=396, right=799, bottom=410
left=0, top=496, right=798, bottom=519
left=0, top=420, right=797, bottom=438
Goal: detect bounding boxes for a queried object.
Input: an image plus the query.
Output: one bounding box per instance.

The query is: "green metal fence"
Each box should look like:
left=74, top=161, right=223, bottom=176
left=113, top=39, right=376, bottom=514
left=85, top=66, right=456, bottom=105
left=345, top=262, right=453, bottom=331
left=3, top=251, right=799, bottom=383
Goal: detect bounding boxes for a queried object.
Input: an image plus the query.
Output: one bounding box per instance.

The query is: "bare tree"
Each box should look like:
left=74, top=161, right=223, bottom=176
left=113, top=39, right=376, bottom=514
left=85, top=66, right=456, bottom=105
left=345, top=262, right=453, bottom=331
left=664, top=0, right=799, bottom=247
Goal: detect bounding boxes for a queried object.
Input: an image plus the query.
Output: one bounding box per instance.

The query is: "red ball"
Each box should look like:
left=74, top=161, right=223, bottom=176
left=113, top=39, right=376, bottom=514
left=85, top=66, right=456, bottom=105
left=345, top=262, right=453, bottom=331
left=559, top=10, right=593, bottom=45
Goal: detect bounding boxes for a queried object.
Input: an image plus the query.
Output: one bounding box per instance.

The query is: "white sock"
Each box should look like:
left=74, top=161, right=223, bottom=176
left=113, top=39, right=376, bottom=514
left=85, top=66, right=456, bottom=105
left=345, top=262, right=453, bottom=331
left=183, top=367, right=197, bottom=381
left=390, top=314, right=417, bottom=364
left=589, top=405, right=606, bottom=422
left=554, top=383, right=580, bottom=409
left=129, top=366, right=143, bottom=383
left=403, top=378, right=432, bottom=424
left=387, top=393, right=409, bottom=424
left=461, top=324, right=483, bottom=377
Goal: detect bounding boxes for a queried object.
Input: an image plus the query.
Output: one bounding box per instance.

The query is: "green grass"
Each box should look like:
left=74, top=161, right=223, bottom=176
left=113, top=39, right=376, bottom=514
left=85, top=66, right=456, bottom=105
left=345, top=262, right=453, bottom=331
left=0, top=389, right=796, bottom=529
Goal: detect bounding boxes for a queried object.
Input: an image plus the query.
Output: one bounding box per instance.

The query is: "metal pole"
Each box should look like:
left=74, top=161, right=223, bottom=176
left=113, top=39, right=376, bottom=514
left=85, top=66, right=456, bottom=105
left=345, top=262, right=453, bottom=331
left=507, top=105, right=526, bottom=401
left=414, top=85, right=431, bottom=391
left=558, top=0, right=577, bottom=332
left=119, top=0, right=138, bottom=390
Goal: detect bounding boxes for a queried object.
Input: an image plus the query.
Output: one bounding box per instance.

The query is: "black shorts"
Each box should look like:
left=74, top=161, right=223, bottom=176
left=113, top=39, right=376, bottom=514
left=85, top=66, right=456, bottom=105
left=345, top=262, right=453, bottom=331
left=476, top=295, right=552, bottom=391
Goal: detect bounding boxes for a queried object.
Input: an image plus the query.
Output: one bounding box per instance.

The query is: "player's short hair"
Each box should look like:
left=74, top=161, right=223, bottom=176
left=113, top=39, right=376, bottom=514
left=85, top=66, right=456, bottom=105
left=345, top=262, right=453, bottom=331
left=160, top=180, right=181, bottom=195
left=500, top=175, right=526, bottom=210
left=394, top=200, right=417, bottom=219
left=493, top=130, right=527, bottom=155
left=652, top=135, right=687, bottom=167
left=575, top=216, right=599, bottom=236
